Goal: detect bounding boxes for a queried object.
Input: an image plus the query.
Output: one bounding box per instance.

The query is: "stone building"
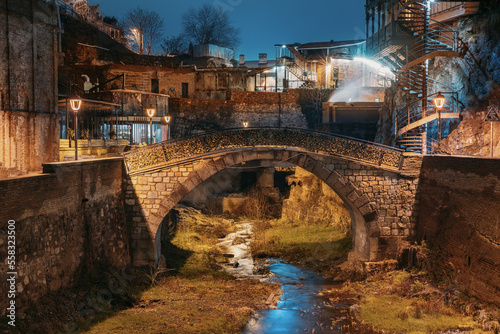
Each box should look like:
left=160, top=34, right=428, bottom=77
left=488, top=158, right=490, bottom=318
left=97, top=64, right=248, bottom=100
left=0, top=0, right=60, bottom=178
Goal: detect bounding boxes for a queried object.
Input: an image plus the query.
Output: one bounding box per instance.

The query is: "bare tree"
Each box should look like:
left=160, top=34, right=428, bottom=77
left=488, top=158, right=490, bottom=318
left=182, top=4, right=240, bottom=49
left=161, top=34, right=188, bottom=55
left=123, top=7, right=165, bottom=55
left=297, top=88, right=334, bottom=126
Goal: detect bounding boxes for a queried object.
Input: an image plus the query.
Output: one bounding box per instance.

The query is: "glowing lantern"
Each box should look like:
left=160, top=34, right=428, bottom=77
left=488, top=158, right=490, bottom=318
left=146, top=107, right=156, bottom=118
left=69, top=99, right=82, bottom=112
left=434, top=92, right=445, bottom=110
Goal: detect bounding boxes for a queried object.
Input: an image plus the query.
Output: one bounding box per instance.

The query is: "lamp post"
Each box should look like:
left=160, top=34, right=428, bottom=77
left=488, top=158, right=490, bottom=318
left=146, top=106, right=156, bottom=145
left=70, top=98, right=82, bottom=161
left=164, top=115, right=171, bottom=141
left=434, top=92, right=445, bottom=140
left=326, top=64, right=332, bottom=88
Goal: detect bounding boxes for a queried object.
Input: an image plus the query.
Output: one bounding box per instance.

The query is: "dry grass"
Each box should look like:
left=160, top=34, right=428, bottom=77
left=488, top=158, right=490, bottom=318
left=241, top=187, right=281, bottom=220
left=358, top=294, right=486, bottom=334
left=83, top=276, right=275, bottom=334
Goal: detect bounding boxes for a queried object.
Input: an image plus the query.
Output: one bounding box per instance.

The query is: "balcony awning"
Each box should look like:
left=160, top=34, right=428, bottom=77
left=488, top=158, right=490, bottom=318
left=58, top=98, right=122, bottom=111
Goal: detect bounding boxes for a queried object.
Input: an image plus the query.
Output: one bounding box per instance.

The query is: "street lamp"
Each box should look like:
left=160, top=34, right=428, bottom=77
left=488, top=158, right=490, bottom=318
left=434, top=92, right=445, bottom=140
left=242, top=121, right=249, bottom=128
left=164, top=115, right=171, bottom=141
left=146, top=106, right=156, bottom=145
left=131, top=28, right=143, bottom=54
left=70, top=98, right=82, bottom=161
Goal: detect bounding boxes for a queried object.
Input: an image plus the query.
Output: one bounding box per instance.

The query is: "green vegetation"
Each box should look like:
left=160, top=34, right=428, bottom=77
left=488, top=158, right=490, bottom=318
left=251, top=219, right=352, bottom=275
left=83, top=209, right=279, bottom=334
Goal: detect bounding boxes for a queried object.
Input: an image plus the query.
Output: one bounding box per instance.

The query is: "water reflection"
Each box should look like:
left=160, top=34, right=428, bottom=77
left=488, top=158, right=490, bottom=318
left=242, top=259, right=348, bottom=334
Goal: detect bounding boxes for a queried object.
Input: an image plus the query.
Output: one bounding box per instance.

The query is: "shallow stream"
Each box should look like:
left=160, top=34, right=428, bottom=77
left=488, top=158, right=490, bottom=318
left=242, top=259, right=353, bottom=334
left=217, top=221, right=361, bottom=334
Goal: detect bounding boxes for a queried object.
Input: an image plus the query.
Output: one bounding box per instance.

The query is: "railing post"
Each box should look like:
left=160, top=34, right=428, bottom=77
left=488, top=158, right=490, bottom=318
left=162, top=142, right=167, bottom=161
left=422, top=131, right=427, bottom=155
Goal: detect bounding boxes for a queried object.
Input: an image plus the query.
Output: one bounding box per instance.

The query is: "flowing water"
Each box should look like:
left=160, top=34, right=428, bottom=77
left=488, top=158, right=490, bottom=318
left=217, top=221, right=363, bottom=334
left=242, top=259, right=354, bottom=334
left=217, top=221, right=262, bottom=279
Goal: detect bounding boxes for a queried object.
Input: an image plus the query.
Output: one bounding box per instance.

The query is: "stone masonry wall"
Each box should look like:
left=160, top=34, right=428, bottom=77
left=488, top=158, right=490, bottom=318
left=228, top=90, right=300, bottom=104
left=0, top=111, right=59, bottom=178
left=418, top=156, right=500, bottom=306
left=322, top=158, right=420, bottom=240
left=124, top=150, right=421, bottom=265
left=0, top=158, right=130, bottom=316
left=124, top=162, right=200, bottom=265
left=169, top=90, right=307, bottom=130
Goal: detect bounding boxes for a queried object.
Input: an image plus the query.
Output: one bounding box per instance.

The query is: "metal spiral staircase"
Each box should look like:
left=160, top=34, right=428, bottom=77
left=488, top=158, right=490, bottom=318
left=378, top=0, right=462, bottom=154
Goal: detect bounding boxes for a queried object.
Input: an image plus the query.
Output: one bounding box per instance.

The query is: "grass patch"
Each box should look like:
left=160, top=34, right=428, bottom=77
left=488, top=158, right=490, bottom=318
left=359, top=294, right=486, bottom=334
left=83, top=276, right=274, bottom=334
left=83, top=209, right=280, bottom=334
left=325, top=270, right=492, bottom=334
left=251, top=219, right=352, bottom=268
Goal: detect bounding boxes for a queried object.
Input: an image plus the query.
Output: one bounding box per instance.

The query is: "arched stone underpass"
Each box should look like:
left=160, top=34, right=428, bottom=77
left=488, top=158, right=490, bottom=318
left=124, top=147, right=421, bottom=266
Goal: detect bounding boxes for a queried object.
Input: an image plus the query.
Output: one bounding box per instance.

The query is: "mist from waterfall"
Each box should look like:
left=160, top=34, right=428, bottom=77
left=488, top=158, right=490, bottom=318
left=328, top=79, right=368, bottom=103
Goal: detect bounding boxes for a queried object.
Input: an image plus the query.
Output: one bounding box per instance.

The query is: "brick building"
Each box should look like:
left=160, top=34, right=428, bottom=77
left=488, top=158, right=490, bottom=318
left=0, top=0, right=60, bottom=178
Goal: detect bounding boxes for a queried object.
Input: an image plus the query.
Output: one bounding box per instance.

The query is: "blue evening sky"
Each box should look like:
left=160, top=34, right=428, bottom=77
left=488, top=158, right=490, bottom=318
left=96, top=0, right=367, bottom=60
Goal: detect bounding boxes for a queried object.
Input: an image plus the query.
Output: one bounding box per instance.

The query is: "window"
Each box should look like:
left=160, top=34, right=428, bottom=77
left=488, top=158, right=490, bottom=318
left=151, top=79, right=159, bottom=94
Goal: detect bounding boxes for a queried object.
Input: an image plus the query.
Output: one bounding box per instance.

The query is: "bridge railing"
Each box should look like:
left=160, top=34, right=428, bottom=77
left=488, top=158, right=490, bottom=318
left=123, top=128, right=405, bottom=174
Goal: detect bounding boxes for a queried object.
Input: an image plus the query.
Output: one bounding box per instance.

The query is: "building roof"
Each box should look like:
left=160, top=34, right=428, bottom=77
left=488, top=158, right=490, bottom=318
left=240, top=60, right=277, bottom=69
left=298, top=39, right=365, bottom=50
left=305, top=53, right=354, bottom=61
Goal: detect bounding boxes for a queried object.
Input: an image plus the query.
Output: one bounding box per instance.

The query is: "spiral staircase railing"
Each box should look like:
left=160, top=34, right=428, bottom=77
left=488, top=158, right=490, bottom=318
left=377, top=0, right=466, bottom=154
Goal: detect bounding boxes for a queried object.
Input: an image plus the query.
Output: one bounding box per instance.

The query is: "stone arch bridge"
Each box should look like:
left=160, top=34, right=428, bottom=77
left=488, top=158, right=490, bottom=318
left=123, top=128, right=421, bottom=266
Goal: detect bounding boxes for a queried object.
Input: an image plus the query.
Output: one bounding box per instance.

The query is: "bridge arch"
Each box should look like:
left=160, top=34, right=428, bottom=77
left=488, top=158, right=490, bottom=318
left=123, top=128, right=419, bottom=266
left=144, top=148, right=380, bottom=265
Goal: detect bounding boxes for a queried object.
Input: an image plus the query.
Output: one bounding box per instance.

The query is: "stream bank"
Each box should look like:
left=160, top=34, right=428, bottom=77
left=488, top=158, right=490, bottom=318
left=247, top=214, right=499, bottom=334
left=70, top=207, right=281, bottom=334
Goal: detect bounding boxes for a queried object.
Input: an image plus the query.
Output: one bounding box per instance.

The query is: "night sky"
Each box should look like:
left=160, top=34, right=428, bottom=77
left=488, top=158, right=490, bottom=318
left=97, top=0, right=367, bottom=60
